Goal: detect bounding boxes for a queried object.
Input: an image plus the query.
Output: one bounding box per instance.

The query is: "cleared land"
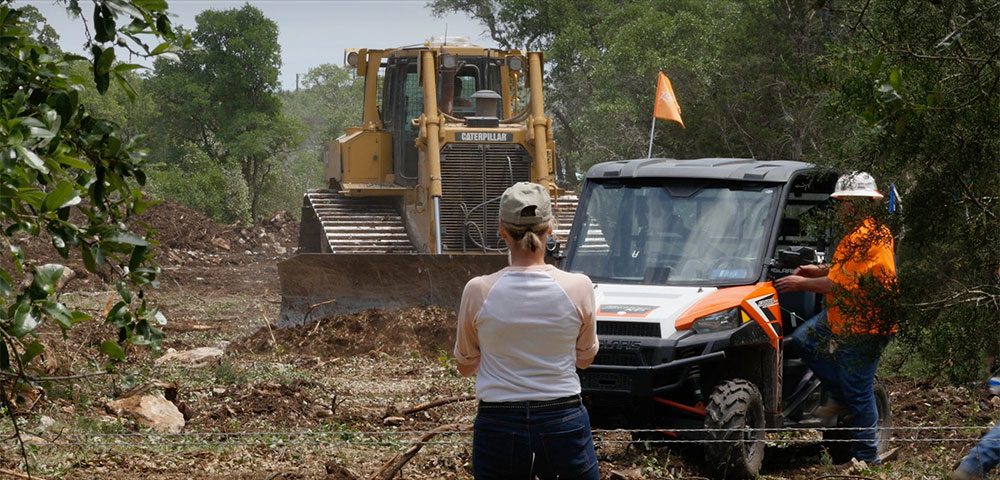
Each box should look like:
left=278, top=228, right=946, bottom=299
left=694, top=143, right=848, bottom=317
left=0, top=202, right=996, bottom=479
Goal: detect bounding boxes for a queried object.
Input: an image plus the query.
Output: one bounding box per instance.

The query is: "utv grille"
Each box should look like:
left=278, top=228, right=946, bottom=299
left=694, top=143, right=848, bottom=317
left=580, top=372, right=633, bottom=391
left=594, top=352, right=644, bottom=366
left=597, top=321, right=662, bottom=338
left=439, top=143, right=531, bottom=252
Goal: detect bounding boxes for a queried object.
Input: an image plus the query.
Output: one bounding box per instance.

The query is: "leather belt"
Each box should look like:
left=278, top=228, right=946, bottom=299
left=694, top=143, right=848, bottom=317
left=477, top=394, right=582, bottom=413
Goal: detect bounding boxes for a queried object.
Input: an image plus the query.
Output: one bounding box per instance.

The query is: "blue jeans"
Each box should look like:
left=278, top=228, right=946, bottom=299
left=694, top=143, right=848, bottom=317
left=958, top=423, right=1000, bottom=476
left=473, top=405, right=599, bottom=479
left=790, top=311, right=889, bottom=463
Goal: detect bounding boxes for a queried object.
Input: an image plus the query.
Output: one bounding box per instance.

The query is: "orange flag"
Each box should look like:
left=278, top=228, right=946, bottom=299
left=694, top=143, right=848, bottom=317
left=653, top=72, right=684, bottom=128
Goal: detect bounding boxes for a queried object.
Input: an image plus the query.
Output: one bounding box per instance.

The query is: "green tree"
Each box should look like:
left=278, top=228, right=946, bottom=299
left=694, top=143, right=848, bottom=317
left=818, top=0, right=1000, bottom=382
left=432, top=0, right=835, bottom=181
left=148, top=5, right=300, bottom=220
left=267, top=64, right=363, bottom=216
left=1, top=0, right=184, bottom=471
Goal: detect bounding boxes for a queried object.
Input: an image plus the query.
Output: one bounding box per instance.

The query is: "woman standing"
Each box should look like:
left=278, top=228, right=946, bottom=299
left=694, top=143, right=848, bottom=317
left=454, top=182, right=600, bottom=479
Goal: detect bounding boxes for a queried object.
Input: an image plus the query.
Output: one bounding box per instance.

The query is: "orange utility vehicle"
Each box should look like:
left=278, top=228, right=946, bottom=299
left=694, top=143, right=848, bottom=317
left=559, top=158, right=891, bottom=478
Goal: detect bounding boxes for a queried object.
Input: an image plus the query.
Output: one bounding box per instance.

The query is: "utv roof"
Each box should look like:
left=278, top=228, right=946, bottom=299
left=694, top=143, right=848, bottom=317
left=585, top=158, right=822, bottom=183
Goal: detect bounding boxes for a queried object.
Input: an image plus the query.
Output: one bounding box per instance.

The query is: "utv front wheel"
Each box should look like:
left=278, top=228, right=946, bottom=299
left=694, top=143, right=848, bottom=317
left=704, top=379, right=765, bottom=479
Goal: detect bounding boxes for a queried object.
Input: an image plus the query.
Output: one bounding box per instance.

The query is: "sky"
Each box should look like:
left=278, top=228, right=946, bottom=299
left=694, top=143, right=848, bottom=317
left=18, top=0, right=493, bottom=90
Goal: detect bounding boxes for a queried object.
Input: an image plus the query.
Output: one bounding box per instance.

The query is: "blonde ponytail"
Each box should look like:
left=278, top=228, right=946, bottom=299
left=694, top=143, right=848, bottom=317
left=502, top=218, right=557, bottom=252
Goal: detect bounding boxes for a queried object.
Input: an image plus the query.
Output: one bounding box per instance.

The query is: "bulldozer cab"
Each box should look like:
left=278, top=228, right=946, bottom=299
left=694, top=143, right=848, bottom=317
left=379, top=53, right=510, bottom=186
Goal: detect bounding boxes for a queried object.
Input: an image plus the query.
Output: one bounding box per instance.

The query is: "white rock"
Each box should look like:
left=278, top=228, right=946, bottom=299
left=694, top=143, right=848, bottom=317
left=154, top=347, right=224, bottom=367
left=106, top=394, right=184, bottom=433
left=383, top=416, right=406, bottom=425
left=38, top=415, right=55, bottom=430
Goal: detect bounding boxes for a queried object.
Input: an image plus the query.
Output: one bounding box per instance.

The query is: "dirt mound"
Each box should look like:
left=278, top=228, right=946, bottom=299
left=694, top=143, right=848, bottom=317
left=143, top=201, right=297, bottom=266
left=234, top=306, right=457, bottom=358
left=0, top=200, right=299, bottom=292
left=195, top=380, right=322, bottom=429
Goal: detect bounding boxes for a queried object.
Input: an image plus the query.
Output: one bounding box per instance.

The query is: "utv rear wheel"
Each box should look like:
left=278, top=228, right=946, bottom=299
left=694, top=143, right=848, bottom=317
left=704, top=379, right=765, bottom=479
left=822, top=378, right=892, bottom=463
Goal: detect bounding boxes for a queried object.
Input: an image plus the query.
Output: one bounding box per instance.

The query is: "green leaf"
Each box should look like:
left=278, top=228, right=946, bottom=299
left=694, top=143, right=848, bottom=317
left=107, top=232, right=148, bottom=247
left=55, top=153, right=93, bottom=170
left=94, top=4, right=116, bottom=43
left=889, top=68, right=901, bottom=91
left=134, top=0, right=169, bottom=11
left=0, top=271, right=13, bottom=297
left=43, top=180, right=82, bottom=211
left=9, top=245, right=24, bottom=273
left=11, top=304, right=39, bottom=338
left=116, top=280, right=132, bottom=304
left=105, top=0, right=144, bottom=21
left=21, top=341, right=45, bottom=365
left=106, top=301, right=129, bottom=326
left=150, top=41, right=172, bottom=55
left=100, top=341, right=126, bottom=360
left=81, top=245, right=97, bottom=272
left=113, top=71, right=138, bottom=102
left=128, top=245, right=147, bottom=272
left=15, top=146, right=49, bottom=174
left=41, top=301, right=78, bottom=329
left=32, top=264, right=66, bottom=294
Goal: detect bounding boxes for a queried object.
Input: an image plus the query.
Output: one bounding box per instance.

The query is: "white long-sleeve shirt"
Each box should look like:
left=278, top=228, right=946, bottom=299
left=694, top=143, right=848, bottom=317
left=454, top=264, right=599, bottom=402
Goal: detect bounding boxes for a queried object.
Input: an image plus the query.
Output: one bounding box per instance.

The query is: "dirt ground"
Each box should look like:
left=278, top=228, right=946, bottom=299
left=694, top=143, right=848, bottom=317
left=1, top=202, right=998, bottom=479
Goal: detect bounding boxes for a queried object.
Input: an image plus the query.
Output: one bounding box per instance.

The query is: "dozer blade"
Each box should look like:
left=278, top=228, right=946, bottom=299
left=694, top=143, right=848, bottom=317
left=277, top=253, right=509, bottom=327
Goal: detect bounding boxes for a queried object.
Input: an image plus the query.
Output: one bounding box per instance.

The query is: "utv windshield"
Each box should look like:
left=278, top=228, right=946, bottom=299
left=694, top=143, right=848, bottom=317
left=564, top=179, right=778, bottom=285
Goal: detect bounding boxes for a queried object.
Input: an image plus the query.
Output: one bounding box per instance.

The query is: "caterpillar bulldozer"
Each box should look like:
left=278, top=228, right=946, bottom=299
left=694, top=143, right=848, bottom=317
left=278, top=37, right=576, bottom=326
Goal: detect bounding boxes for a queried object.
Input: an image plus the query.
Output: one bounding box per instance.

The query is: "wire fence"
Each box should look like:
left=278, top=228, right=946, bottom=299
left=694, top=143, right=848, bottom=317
left=2, top=425, right=996, bottom=448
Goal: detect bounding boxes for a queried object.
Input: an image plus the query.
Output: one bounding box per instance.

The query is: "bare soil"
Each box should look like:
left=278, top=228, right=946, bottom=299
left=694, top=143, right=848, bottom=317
left=1, top=203, right=997, bottom=479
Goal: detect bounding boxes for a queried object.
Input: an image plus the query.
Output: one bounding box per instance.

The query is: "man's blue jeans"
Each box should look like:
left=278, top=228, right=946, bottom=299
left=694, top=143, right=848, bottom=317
left=790, top=311, right=889, bottom=463
left=472, top=404, right=599, bottom=479
left=957, top=423, right=1000, bottom=477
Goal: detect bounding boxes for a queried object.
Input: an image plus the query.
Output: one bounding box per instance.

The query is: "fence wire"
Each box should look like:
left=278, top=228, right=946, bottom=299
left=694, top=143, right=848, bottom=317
left=2, top=425, right=997, bottom=448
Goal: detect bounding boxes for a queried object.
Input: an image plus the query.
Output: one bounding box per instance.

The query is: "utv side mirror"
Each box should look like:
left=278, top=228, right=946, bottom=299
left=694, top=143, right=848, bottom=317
left=775, top=246, right=818, bottom=269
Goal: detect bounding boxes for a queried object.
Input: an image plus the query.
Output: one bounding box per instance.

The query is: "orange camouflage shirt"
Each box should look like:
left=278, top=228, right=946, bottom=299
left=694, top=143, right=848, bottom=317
left=826, top=219, right=897, bottom=336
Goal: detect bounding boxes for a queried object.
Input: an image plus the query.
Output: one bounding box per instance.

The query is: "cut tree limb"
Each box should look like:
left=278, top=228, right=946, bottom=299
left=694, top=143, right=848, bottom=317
left=0, top=467, right=52, bottom=480
left=368, top=423, right=471, bottom=480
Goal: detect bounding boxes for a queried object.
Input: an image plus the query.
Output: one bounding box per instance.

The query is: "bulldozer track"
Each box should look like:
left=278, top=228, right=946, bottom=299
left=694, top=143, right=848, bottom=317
left=552, top=194, right=578, bottom=240
left=304, top=190, right=416, bottom=254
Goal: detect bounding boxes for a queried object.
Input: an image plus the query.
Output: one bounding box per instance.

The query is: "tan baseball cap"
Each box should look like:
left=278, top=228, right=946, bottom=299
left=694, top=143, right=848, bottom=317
left=500, top=182, right=552, bottom=227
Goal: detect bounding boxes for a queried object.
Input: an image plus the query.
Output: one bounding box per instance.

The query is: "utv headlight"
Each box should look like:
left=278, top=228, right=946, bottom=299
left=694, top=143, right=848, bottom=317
left=691, top=307, right=743, bottom=334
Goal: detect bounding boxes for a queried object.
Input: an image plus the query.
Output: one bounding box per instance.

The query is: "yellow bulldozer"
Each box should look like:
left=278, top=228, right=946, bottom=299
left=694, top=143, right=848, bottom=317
left=278, top=37, right=576, bottom=326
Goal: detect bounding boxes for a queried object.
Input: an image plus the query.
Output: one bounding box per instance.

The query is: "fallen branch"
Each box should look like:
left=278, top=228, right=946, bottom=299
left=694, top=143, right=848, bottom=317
left=118, top=379, right=177, bottom=400
left=0, top=467, right=51, bottom=480
left=0, top=371, right=109, bottom=382
left=368, top=423, right=471, bottom=480
left=398, top=395, right=475, bottom=417
left=307, top=299, right=338, bottom=336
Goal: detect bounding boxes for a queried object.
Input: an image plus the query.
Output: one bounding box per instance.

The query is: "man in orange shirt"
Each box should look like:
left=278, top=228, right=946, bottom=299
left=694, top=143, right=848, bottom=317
left=775, top=171, right=896, bottom=464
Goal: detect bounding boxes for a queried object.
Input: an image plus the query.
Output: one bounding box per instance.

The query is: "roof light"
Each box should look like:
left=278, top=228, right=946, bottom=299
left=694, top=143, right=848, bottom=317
left=506, top=55, right=523, bottom=71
